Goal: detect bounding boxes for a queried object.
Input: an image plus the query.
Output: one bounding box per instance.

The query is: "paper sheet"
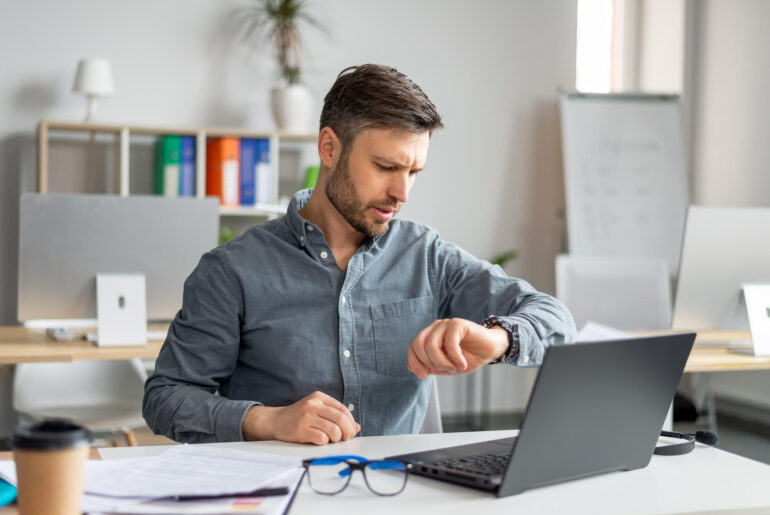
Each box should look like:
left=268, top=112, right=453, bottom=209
left=576, top=321, right=633, bottom=342
left=0, top=445, right=303, bottom=514
left=85, top=444, right=300, bottom=498
left=107, top=468, right=305, bottom=515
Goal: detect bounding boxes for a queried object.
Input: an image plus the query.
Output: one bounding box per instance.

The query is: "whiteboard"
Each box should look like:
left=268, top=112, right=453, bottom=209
left=559, top=92, right=689, bottom=275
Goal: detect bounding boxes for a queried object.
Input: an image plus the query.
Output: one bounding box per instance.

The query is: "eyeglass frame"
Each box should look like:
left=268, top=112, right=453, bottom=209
left=301, top=454, right=413, bottom=496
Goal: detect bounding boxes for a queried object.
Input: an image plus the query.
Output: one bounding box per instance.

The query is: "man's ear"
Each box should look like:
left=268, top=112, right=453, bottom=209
left=318, top=127, right=340, bottom=170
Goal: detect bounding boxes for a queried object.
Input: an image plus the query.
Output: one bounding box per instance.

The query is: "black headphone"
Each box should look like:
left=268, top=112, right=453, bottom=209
left=654, top=430, right=718, bottom=456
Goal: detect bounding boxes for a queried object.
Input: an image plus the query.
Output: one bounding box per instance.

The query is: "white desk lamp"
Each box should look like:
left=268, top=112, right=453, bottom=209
left=72, top=58, right=114, bottom=121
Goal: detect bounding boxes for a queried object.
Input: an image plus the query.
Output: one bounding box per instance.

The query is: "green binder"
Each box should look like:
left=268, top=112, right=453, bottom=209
left=154, top=135, right=181, bottom=196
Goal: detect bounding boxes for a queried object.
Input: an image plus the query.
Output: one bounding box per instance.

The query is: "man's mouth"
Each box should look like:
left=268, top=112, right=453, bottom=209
left=371, top=206, right=396, bottom=221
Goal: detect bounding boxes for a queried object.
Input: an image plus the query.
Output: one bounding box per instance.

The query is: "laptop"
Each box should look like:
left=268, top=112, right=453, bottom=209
left=388, top=333, right=696, bottom=497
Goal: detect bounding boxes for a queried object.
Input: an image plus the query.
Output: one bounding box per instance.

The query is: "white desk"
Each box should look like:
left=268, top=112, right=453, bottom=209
left=99, top=430, right=770, bottom=514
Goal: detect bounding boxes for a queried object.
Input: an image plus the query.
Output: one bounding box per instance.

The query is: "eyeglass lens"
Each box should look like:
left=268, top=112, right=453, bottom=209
left=363, top=460, right=408, bottom=495
left=306, top=457, right=408, bottom=495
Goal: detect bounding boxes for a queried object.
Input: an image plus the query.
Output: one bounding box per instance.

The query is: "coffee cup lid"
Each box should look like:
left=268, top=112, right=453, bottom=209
left=10, top=420, right=92, bottom=451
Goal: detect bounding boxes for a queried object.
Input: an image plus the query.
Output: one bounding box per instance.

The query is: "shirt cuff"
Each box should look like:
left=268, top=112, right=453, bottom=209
left=486, top=315, right=536, bottom=366
left=215, top=399, right=262, bottom=442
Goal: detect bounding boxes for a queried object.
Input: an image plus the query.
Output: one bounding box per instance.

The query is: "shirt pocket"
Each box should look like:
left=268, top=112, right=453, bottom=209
left=371, top=296, right=435, bottom=377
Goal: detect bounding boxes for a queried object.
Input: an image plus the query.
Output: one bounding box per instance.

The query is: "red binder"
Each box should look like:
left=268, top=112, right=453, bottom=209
left=206, top=138, right=240, bottom=207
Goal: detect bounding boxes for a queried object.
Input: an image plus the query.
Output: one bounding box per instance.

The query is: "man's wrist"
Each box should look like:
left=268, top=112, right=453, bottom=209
left=480, top=315, right=520, bottom=364
left=242, top=405, right=277, bottom=441
left=488, top=326, right=511, bottom=362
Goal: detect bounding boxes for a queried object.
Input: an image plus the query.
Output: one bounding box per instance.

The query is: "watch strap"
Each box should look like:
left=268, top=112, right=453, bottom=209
left=480, top=315, right=520, bottom=364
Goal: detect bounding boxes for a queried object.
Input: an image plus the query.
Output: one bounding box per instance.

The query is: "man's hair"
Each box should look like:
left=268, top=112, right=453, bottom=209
left=319, top=64, right=444, bottom=153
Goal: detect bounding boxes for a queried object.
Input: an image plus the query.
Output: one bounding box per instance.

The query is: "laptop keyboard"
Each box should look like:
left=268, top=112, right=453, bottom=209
left=431, top=452, right=511, bottom=477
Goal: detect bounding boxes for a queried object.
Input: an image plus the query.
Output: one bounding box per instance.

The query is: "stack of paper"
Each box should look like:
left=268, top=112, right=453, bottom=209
left=0, top=445, right=304, bottom=514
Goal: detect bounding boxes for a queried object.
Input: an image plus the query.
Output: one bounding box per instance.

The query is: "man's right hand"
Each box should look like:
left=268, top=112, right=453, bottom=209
left=241, top=391, right=360, bottom=445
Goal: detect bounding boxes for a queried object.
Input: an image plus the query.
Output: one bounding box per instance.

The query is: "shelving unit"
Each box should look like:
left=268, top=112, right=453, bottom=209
left=37, top=119, right=318, bottom=218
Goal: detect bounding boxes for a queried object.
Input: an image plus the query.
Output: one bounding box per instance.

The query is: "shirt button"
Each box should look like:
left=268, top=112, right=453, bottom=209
left=320, top=251, right=328, bottom=259
left=522, top=355, right=529, bottom=364
left=341, top=296, right=347, bottom=304
left=348, top=403, right=355, bottom=412
left=307, top=225, right=314, bottom=231
left=343, top=349, right=351, bottom=358
left=299, top=235, right=305, bottom=242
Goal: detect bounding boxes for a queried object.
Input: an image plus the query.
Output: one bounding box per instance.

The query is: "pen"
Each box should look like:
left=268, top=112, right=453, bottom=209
left=173, top=486, right=290, bottom=501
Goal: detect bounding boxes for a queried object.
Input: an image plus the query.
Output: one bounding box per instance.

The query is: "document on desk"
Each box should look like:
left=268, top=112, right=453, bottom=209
left=0, top=445, right=304, bottom=515
left=85, top=444, right=301, bottom=498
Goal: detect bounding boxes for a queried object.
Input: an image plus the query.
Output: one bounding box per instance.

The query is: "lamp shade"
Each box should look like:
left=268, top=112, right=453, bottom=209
left=72, top=59, right=114, bottom=98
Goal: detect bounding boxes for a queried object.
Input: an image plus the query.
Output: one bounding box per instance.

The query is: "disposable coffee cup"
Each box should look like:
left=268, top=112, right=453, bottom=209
left=10, top=420, right=92, bottom=515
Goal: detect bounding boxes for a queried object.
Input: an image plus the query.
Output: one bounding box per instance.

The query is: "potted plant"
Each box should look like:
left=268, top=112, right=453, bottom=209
left=239, top=0, right=327, bottom=133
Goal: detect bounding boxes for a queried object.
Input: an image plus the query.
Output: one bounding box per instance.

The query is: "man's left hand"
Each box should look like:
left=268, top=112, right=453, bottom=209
left=407, top=318, right=510, bottom=380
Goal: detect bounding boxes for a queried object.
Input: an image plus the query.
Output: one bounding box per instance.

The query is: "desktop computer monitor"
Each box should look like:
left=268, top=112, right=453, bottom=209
left=18, top=193, right=219, bottom=324
left=672, top=206, right=770, bottom=354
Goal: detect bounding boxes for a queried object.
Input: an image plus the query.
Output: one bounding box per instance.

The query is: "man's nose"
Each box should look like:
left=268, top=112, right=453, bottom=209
left=388, top=172, right=410, bottom=204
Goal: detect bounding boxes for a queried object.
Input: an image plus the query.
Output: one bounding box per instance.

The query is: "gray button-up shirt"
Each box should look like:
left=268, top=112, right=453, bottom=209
left=143, top=189, right=576, bottom=443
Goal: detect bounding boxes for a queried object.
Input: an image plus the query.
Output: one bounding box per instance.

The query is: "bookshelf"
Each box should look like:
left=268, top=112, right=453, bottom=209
left=37, top=119, right=318, bottom=219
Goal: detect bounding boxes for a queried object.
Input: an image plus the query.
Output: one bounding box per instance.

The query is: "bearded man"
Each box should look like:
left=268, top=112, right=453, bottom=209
left=143, top=64, right=576, bottom=445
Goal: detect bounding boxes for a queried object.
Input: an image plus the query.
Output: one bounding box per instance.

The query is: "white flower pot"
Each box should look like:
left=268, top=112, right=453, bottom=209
left=271, top=84, right=314, bottom=134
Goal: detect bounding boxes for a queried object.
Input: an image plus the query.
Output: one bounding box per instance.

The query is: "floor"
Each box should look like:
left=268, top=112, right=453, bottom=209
left=443, top=411, right=770, bottom=466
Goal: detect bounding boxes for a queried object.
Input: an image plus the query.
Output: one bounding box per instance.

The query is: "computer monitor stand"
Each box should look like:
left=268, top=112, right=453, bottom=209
left=728, top=284, right=770, bottom=356
left=94, top=273, right=148, bottom=347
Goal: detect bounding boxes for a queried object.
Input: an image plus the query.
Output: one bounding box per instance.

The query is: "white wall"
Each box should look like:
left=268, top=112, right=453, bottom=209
left=690, top=0, right=770, bottom=206
left=637, top=0, right=685, bottom=93
left=687, top=0, right=770, bottom=413
left=0, top=0, right=577, bottom=418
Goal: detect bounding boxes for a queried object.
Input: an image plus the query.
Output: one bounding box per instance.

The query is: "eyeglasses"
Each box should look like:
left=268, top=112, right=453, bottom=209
left=302, top=454, right=412, bottom=496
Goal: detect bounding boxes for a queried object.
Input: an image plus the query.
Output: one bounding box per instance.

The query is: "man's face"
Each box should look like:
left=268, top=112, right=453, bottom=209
left=326, top=128, right=430, bottom=238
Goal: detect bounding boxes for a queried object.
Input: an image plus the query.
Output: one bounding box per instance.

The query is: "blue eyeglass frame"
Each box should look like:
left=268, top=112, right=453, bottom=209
left=301, top=454, right=412, bottom=496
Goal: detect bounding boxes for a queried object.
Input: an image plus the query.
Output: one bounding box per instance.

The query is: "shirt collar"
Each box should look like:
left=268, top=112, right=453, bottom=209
left=284, top=188, right=387, bottom=251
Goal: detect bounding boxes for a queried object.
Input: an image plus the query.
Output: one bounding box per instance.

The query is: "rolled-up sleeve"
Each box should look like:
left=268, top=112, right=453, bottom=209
left=430, top=236, right=576, bottom=367
left=142, top=249, right=257, bottom=443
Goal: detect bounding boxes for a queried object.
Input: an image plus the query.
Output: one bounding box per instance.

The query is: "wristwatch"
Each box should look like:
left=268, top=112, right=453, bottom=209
left=480, top=315, right=520, bottom=364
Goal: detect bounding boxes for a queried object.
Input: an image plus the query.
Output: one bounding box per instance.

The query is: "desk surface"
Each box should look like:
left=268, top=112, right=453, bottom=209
left=93, top=431, right=770, bottom=515
left=0, top=326, right=165, bottom=364
left=2, top=326, right=769, bottom=373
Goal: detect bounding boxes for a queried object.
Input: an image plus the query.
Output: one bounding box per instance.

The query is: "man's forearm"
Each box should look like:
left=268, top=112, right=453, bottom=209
left=142, top=380, right=257, bottom=443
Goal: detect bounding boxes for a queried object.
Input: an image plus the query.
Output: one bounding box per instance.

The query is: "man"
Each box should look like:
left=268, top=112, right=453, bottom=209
left=143, top=64, right=576, bottom=445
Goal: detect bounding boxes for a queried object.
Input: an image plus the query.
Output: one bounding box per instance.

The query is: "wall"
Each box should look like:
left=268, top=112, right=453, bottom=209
left=689, top=0, right=770, bottom=206
left=0, top=0, right=577, bottom=418
left=687, top=0, right=770, bottom=412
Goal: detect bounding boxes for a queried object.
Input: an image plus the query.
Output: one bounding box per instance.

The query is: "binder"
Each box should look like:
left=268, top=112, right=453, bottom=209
left=179, top=136, right=196, bottom=197
left=255, top=138, right=274, bottom=204
left=206, top=138, right=240, bottom=207
left=154, top=135, right=181, bottom=197
left=239, top=138, right=258, bottom=206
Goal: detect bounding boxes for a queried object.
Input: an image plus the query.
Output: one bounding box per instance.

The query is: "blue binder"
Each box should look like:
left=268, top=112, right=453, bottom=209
left=179, top=136, right=196, bottom=197
left=239, top=138, right=258, bottom=206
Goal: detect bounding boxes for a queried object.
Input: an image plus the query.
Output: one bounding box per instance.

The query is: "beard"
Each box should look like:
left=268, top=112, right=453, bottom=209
left=325, top=155, right=400, bottom=239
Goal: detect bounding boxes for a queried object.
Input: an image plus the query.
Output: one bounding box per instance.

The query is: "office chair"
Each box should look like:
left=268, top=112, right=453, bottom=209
left=12, top=359, right=148, bottom=446
left=555, top=255, right=672, bottom=330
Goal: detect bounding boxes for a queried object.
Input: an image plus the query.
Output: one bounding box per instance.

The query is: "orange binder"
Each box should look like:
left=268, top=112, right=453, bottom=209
left=206, top=138, right=240, bottom=207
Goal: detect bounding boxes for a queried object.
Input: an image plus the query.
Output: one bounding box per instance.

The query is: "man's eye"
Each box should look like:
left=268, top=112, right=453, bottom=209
left=377, top=164, right=394, bottom=171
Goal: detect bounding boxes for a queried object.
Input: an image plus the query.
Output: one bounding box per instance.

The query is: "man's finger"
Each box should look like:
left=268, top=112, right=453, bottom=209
left=309, top=417, right=343, bottom=444
left=318, top=406, right=357, bottom=440
left=302, top=427, right=331, bottom=446
left=422, top=323, right=457, bottom=372
left=407, top=345, right=427, bottom=379
left=444, top=321, right=469, bottom=371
